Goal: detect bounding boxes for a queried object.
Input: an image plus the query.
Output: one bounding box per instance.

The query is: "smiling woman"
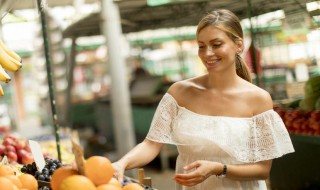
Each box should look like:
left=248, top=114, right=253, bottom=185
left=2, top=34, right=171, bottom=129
left=196, top=9, right=251, bottom=83
left=111, top=9, right=294, bottom=190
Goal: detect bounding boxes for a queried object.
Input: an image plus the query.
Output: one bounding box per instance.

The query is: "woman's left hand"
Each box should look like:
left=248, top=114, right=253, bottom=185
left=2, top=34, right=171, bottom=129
left=173, top=160, right=217, bottom=187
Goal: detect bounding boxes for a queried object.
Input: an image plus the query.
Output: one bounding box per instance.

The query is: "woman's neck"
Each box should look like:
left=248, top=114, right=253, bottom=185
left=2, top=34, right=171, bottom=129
left=204, top=70, right=240, bottom=91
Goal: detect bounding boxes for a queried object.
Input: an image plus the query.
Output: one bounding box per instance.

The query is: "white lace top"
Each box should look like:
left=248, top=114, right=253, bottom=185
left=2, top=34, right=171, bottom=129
left=146, top=93, right=294, bottom=190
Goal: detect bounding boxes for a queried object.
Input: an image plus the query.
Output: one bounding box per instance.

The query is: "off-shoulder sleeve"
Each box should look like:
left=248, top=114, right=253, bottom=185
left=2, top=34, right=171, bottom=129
left=232, top=110, right=295, bottom=162
left=146, top=93, right=178, bottom=144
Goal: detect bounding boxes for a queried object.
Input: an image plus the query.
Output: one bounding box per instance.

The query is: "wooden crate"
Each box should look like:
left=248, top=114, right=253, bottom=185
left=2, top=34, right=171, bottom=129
left=286, top=82, right=305, bottom=99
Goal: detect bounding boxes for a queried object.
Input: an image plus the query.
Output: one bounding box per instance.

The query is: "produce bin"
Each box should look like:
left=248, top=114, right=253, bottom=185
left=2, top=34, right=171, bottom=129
left=270, top=134, right=320, bottom=189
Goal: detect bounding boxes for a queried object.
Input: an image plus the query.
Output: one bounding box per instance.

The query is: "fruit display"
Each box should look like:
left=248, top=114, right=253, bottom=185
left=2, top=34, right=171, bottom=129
left=299, top=76, right=320, bottom=111
left=0, top=164, right=38, bottom=190
left=20, top=158, right=63, bottom=183
left=31, top=132, right=77, bottom=165
left=0, top=134, right=34, bottom=164
left=0, top=38, right=22, bottom=96
left=28, top=155, right=151, bottom=190
left=274, top=106, right=320, bottom=135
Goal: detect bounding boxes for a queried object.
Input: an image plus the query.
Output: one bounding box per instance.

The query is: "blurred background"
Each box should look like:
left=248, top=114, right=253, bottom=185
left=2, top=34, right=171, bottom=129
left=0, top=0, right=320, bottom=189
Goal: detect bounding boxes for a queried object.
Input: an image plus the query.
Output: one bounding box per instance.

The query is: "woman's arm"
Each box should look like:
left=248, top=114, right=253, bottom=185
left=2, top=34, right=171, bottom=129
left=113, top=139, right=163, bottom=182
left=119, top=139, right=164, bottom=170
left=174, top=160, right=272, bottom=187
left=224, top=160, right=272, bottom=180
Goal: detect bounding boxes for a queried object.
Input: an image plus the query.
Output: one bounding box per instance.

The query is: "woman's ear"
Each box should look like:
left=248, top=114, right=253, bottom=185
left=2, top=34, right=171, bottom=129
left=236, top=39, right=244, bottom=53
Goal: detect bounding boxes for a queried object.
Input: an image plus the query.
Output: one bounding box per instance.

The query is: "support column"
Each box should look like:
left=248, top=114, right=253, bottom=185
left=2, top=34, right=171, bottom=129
left=101, top=0, right=136, bottom=157
left=65, top=37, right=77, bottom=128
left=247, top=0, right=260, bottom=86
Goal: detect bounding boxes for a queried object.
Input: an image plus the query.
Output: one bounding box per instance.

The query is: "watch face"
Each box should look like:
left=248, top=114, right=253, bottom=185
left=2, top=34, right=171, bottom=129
left=216, top=174, right=226, bottom=179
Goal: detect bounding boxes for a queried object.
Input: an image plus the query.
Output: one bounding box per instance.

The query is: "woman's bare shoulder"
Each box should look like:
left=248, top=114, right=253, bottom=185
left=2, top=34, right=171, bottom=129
left=167, top=76, right=203, bottom=101
left=245, top=83, right=273, bottom=115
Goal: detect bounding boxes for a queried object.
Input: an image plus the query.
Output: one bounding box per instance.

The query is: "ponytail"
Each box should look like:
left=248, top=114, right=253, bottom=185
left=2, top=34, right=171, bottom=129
left=235, top=54, right=252, bottom=83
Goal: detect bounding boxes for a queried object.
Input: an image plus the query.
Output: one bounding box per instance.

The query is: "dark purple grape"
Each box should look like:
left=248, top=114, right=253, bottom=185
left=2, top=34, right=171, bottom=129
left=38, top=174, right=45, bottom=181
left=49, top=168, right=55, bottom=175
left=21, top=166, right=27, bottom=173
left=56, top=163, right=62, bottom=168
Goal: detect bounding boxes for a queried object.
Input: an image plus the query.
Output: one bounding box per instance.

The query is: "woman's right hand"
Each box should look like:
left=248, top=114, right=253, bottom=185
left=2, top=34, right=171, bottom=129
left=112, top=161, right=126, bottom=184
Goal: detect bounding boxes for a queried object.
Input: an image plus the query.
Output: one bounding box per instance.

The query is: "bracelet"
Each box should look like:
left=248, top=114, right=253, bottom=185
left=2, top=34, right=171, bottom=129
left=216, top=164, right=227, bottom=178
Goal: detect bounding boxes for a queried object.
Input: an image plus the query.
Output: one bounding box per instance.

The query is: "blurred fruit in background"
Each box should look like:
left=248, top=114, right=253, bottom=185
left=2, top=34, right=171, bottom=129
left=275, top=107, right=320, bottom=135
left=0, top=134, right=34, bottom=164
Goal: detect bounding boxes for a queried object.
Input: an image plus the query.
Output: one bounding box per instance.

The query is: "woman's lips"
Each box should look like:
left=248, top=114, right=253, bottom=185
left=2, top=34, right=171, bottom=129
left=205, top=59, right=221, bottom=66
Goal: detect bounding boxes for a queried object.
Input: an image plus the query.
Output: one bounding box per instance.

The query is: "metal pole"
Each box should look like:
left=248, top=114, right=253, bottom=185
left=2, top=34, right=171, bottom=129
left=246, top=0, right=260, bottom=86
left=36, top=0, right=61, bottom=161
left=101, top=0, right=136, bottom=157
left=65, top=37, right=77, bottom=129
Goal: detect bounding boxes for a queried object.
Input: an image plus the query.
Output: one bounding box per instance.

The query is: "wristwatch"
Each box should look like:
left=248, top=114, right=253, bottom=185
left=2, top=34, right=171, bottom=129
left=216, top=164, right=227, bottom=178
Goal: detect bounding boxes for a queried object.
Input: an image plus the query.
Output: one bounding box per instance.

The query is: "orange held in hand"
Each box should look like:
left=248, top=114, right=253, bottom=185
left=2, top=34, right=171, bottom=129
left=108, top=177, right=121, bottom=187
left=84, top=156, right=114, bottom=186
left=59, top=175, right=96, bottom=190
left=123, top=183, right=144, bottom=190
left=50, top=166, right=79, bottom=190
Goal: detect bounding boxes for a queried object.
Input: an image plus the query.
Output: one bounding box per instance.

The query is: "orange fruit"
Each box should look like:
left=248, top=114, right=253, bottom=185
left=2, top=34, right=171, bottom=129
left=0, top=177, right=14, bottom=190
left=123, top=183, right=144, bottom=190
left=84, top=156, right=114, bottom=186
left=19, top=173, right=38, bottom=190
left=50, top=166, right=79, bottom=190
left=0, top=165, right=15, bottom=176
left=97, top=184, right=122, bottom=190
left=108, top=177, right=121, bottom=187
left=4, top=175, right=22, bottom=188
left=59, top=175, right=96, bottom=190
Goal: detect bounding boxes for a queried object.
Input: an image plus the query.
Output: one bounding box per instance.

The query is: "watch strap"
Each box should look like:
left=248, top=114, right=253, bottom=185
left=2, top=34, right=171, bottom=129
left=216, top=164, right=227, bottom=178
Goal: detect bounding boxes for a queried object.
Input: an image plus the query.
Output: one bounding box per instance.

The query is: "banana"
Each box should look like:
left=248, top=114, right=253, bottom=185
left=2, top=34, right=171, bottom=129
left=0, top=49, right=22, bottom=72
left=0, top=38, right=22, bottom=63
left=0, top=85, right=3, bottom=96
left=0, top=64, right=11, bottom=83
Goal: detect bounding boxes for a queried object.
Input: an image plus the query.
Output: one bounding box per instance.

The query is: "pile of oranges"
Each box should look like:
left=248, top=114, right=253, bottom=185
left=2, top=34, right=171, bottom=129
left=0, top=164, right=38, bottom=190
left=51, top=156, right=144, bottom=190
left=0, top=155, right=144, bottom=190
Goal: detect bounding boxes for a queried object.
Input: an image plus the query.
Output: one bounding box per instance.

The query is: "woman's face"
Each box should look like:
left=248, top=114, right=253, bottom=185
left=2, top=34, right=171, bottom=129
left=197, top=26, right=241, bottom=72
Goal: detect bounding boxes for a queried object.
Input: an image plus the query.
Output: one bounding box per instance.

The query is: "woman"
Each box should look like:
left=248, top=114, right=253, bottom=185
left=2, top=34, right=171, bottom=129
left=112, top=9, right=294, bottom=190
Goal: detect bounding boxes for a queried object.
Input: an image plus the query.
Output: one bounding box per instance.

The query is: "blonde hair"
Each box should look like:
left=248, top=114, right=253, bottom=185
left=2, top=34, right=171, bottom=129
left=196, top=9, right=252, bottom=83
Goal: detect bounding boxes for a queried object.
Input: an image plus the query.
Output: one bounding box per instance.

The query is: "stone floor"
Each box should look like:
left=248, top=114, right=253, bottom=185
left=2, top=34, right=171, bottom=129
left=143, top=167, right=176, bottom=190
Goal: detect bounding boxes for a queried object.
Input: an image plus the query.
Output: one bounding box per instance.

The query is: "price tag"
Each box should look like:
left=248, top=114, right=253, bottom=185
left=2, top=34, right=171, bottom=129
left=0, top=155, right=9, bottom=165
left=28, top=140, right=46, bottom=172
left=71, top=139, right=85, bottom=175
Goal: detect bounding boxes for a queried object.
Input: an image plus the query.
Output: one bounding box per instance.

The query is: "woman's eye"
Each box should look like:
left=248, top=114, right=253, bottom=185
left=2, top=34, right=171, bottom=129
left=198, top=46, right=205, bottom=49
left=212, top=44, right=222, bottom=47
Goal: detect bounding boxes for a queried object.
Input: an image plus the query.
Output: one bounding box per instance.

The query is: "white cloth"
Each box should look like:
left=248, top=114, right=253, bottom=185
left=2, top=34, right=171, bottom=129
left=146, top=93, right=294, bottom=190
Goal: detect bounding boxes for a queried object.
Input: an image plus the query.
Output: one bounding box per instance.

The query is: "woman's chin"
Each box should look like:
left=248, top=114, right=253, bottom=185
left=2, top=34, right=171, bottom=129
left=205, top=63, right=220, bottom=71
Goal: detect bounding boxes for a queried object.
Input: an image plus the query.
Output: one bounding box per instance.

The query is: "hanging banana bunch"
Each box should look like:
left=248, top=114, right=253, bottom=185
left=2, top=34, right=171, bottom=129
left=0, top=38, right=22, bottom=96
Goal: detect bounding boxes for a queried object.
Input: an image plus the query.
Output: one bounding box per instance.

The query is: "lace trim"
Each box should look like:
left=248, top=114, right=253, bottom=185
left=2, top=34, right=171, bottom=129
left=146, top=93, right=295, bottom=163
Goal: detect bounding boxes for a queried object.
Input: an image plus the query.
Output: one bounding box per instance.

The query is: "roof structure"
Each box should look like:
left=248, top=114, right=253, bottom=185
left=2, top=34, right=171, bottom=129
left=1, top=0, right=318, bottom=37
left=62, top=0, right=318, bottom=38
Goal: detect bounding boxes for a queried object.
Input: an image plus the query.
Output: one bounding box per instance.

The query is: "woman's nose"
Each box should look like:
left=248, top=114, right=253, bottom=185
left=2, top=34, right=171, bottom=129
left=205, top=47, right=214, bottom=56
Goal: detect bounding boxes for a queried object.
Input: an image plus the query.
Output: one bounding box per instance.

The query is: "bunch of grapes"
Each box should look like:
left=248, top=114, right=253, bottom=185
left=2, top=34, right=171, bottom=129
left=122, top=177, right=154, bottom=190
left=38, top=187, right=50, bottom=190
left=20, top=158, right=63, bottom=190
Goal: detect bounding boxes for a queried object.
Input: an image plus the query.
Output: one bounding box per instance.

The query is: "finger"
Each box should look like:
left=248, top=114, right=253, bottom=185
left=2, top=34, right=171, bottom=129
left=174, top=172, right=199, bottom=180
left=118, top=175, right=124, bottom=184
left=174, top=173, right=193, bottom=180
left=174, top=177, right=201, bottom=187
left=183, top=161, right=200, bottom=171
